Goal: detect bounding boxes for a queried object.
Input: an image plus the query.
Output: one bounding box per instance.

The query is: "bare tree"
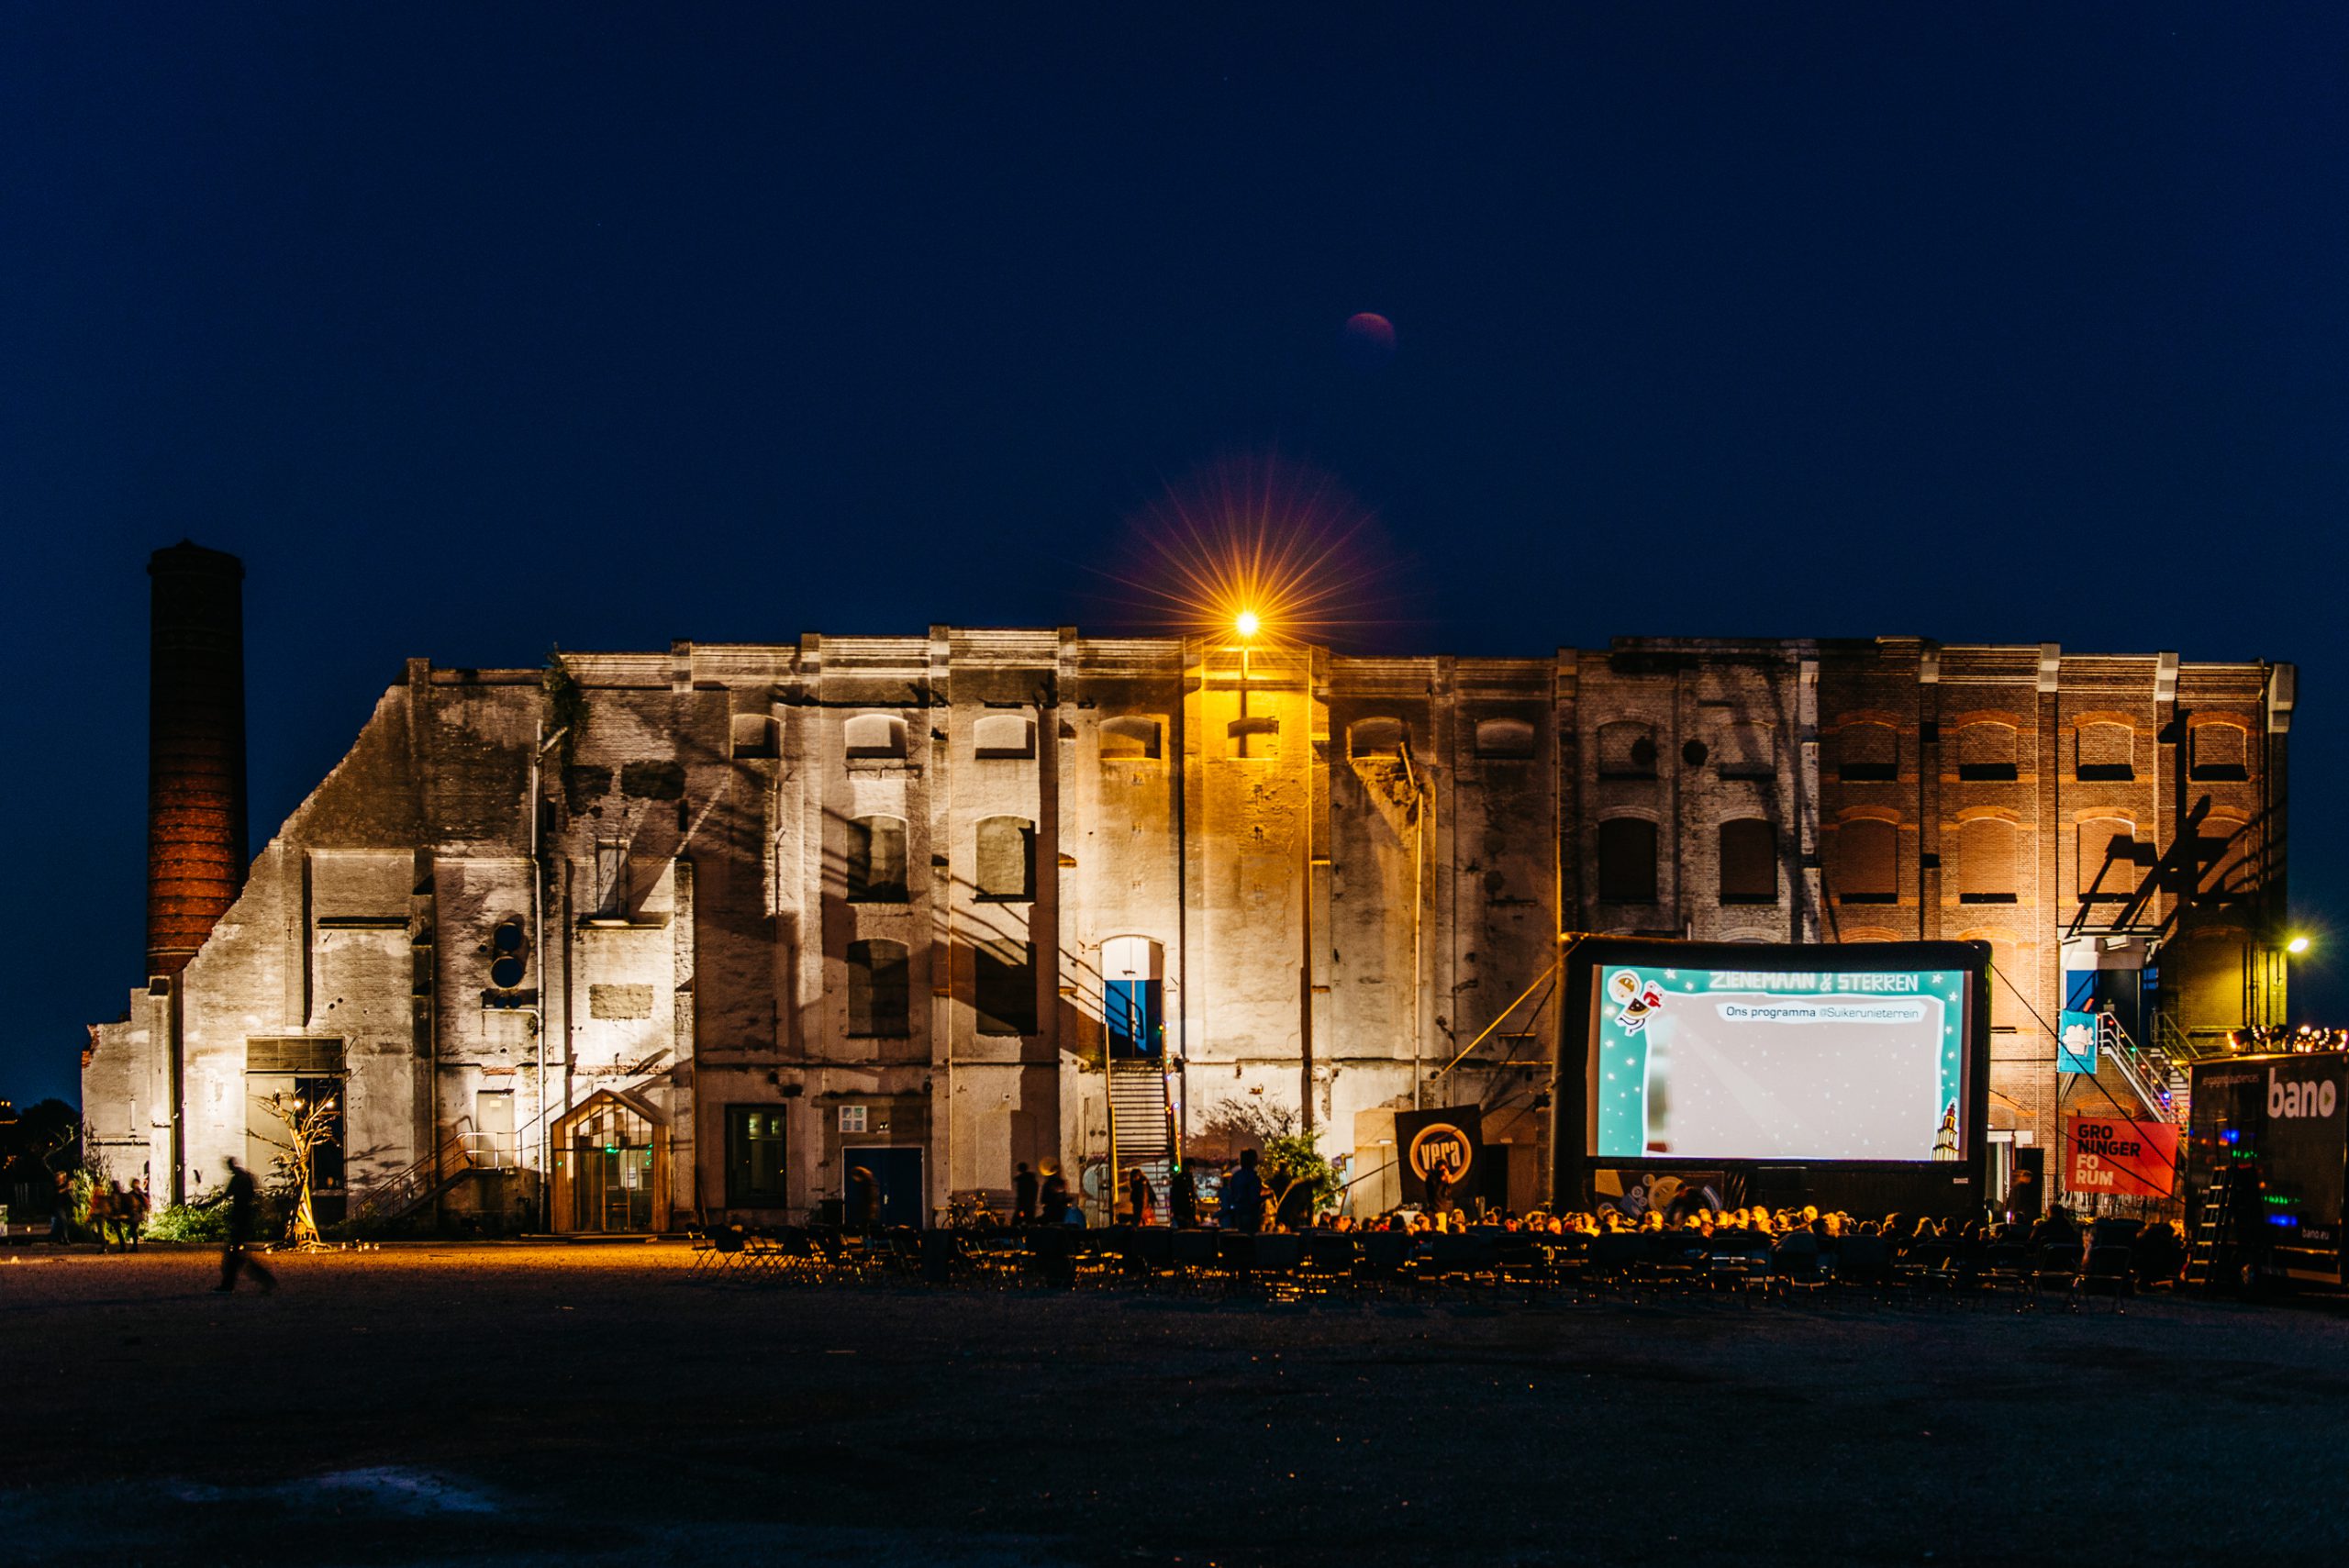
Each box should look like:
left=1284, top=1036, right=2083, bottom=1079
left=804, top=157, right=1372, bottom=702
left=253, top=1089, right=339, bottom=1248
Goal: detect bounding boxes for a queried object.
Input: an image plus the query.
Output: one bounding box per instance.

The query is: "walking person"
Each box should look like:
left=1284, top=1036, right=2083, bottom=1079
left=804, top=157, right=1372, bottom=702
left=49, top=1170, right=72, bottom=1245
left=1012, top=1162, right=1039, bottom=1225
left=846, top=1163, right=881, bottom=1233
left=215, top=1157, right=276, bottom=1294
left=88, top=1181, right=117, bottom=1252
left=1127, top=1165, right=1154, bottom=1227
left=128, top=1178, right=150, bottom=1251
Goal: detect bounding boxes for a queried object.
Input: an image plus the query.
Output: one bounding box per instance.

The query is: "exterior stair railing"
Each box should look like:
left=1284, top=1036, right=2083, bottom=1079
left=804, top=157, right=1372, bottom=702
left=2097, top=1014, right=2184, bottom=1125
left=349, top=1130, right=509, bottom=1223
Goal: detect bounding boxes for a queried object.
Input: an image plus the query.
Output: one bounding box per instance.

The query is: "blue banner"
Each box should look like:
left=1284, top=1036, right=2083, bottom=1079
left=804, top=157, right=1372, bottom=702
left=2057, top=1009, right=2099, bottom=1073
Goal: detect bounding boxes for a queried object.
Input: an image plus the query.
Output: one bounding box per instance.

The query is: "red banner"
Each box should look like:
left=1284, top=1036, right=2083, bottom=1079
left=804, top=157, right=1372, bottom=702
left=2065, top=1114, right=2179, bottom=1198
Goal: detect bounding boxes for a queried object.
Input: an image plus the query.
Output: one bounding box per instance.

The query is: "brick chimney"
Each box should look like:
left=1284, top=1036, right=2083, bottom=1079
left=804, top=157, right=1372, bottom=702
left=146, top=541, right=248, bottom=978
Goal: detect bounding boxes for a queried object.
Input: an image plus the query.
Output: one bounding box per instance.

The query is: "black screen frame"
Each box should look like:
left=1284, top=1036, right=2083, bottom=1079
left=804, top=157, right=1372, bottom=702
left=1551, top=937, right=1992, bottom=1214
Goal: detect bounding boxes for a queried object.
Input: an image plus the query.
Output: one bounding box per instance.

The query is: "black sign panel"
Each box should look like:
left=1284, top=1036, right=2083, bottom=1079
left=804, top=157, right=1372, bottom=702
left=1395, top=1107, right=1481, bottom=1208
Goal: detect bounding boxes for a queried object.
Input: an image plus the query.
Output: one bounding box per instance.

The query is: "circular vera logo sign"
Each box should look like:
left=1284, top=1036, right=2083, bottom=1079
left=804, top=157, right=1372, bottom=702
left=1408, top=1122, right=1475, bottom=1184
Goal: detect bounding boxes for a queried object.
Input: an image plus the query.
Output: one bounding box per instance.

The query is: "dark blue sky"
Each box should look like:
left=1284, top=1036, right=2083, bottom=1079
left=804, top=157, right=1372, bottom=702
left=5, top=6, right=2344, bottom=1103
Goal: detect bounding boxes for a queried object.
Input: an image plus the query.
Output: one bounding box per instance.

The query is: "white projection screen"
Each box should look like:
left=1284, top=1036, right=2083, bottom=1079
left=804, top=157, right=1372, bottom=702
left=1581, top=948, right=1982, bottom=1165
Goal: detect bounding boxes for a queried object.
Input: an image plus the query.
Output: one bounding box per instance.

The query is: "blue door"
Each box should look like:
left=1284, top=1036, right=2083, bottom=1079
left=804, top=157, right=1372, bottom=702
left=843, top=1147, right=925, bottom=1229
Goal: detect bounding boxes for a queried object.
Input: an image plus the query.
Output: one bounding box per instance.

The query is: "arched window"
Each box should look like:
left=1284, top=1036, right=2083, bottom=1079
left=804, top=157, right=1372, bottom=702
left=2075, top=722, right=2134, bottom=781
left=1596, top=817, right=1658, bottom=903
left=2077, top=817, right=2139, bottom=901
left=843, top=713, right=907, bottom=762
left=975, top=816, right=1034, bottom=900
left=1475, top=717, right=1536, bottom=760
left=974, top=938, right=1037, bottom=1036
left=1832, top=818, right=1898, bottom=903
left=1954, top=817, right=2019, bottom=904
left=730, top=713, right=777, bottom=759
left=2190, top=721, right=2250, bottom=781
left=845, top=816, right=908, bottom=903
left=973, top=713, right=1034, bottom=759
left=1099, top=716, right=1162, bottom=761
left=1349, top=717, right=1406, bottom=759
left=1597, top=721, right=1657, bottom=778
left=1834, top=721, right=1898, bottom=782
left=1715, top=722, right=1776, bottom=779
left=846, top=940, right=909, bottom=1037
left=1719, top=819, right=1778, bottom=903
left=1954, top=722, right=2019, bottom=782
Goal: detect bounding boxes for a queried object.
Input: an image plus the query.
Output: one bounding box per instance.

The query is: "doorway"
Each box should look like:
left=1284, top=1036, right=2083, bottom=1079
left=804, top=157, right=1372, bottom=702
left=551, top=1094, right=667, bottom=1233
left=842, top=1146, right=925, bottom=1229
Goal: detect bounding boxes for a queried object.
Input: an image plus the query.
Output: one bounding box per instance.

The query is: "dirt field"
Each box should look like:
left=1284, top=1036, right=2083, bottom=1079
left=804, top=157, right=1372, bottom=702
left=2, top=1241, right=2344, bottom=1567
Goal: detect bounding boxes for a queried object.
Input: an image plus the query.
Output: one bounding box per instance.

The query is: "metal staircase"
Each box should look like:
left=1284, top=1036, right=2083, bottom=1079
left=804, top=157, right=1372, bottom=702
left=2098, top=1013, right=2185, bottom=1125
left=1108, top=1060, right=1174, bottom=1213
left=349, top=1131, right=512, bottom=1225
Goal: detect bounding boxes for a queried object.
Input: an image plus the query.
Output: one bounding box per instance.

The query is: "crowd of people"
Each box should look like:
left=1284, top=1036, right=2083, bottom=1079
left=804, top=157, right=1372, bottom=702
left=949, top=1152, right=2187, bottom=1287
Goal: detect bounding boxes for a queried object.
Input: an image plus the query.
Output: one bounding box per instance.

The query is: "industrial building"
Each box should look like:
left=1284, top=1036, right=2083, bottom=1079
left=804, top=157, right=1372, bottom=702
left=83, top=545, right=2296, bottom=1229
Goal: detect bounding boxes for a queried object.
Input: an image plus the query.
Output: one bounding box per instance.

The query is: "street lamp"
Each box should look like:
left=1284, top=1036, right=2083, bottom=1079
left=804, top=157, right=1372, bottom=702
left=2288, top=935, right=2312, bottom=956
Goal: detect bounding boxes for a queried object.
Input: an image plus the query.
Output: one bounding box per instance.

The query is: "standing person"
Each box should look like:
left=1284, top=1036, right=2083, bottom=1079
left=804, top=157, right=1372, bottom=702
left=1011, top=1162, right=1039, bottom=1225
left=105, top=1182, right=134, bottom=1252
left=1423, top=1156, right=1453, bottom=1220
left=1220, top=1150, right=1264, bottom=1233
left=128, top=1179, right=150, bottom=1251
left=1168, top=1163, right=1197, bottom=1229
left=1127, top=1165, right=1154, bottom=1227
left=215, top=1158, right=276, bottom=1295
left=49, top=1170, right=72, bottom=1244
left=1038, top=1162, right=1070, bottom=1227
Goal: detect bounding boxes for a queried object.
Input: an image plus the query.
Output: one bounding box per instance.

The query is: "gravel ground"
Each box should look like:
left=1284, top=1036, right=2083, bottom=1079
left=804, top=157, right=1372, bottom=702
left=2, top=1241, right=2344, bottom=1567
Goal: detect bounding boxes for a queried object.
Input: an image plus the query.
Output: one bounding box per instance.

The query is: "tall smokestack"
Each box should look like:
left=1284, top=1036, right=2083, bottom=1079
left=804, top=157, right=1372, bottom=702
left=146, top=541, right=248, bottom=979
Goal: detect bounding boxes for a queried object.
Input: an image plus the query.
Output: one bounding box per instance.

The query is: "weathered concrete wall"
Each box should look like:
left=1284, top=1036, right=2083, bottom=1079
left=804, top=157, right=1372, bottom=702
left=85, top=632, right=2293, bottom=1225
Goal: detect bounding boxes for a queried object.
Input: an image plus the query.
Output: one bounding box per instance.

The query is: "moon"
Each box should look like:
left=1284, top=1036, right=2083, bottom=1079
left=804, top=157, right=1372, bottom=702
left=1340, top=311, right=1396, bottom=370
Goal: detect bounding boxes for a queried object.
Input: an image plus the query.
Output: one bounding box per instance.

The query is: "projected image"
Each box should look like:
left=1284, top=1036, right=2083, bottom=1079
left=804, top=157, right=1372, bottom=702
left=1591, top=965, right=1967, bottom=1162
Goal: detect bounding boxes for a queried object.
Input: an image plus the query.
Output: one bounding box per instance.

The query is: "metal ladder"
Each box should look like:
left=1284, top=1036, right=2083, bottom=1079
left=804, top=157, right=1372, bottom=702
left=2185, top=1156, right=2240, bottom=1288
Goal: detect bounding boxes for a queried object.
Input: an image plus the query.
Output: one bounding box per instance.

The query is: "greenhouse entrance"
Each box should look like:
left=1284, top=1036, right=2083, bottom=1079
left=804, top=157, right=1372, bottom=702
left=551, top=1093, right=668, bottom=1233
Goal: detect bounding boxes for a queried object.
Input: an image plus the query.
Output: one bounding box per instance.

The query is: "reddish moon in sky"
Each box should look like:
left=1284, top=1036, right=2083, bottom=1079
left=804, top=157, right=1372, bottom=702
left=1340, top=311, right=1397, bottom=368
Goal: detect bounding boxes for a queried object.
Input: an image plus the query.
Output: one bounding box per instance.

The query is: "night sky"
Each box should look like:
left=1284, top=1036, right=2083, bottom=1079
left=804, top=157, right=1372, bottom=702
left=6, top=6, right=2344, bottom=1105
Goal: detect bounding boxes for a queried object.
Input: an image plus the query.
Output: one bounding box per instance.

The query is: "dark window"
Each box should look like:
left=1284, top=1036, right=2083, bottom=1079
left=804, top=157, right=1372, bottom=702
left=1349, top=717, right=1405, bottom=759
left=847, top=940, right=910, bottom=1037
left=1833, top=818, right=1898, bottom=903
left=1719, top=819, right=1779, bottom=903
left=1596, top=818, right=1658, bottom=903
left=975, top=939, right=1038, bottom=1036
left=2190, top=722, right=2250, bottom=782
left=725, top=1106, right=787, bottom=1207
left=1100, top=716, right=1162, bottom=760
left=1475, top=717, right=1536, bottom=759
left=730, top=714, right=778, bottom=759
left=845, top=816, right=908, bottom=902
left=2074, top=722, right=2134, bottom=781
left=1835, top=721, right=1898, bottom=782
left=1954, top=817, right=2019, bottom=904
left=1598, top=721, right=1657, bottom=778
left=1954, top=722, right=2020, bottom=783
left=973, top=713, right=1034, bottom=758
left=975, top=817, right=1035, bottom=900
left=843, top=713, right=907, bottom=761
